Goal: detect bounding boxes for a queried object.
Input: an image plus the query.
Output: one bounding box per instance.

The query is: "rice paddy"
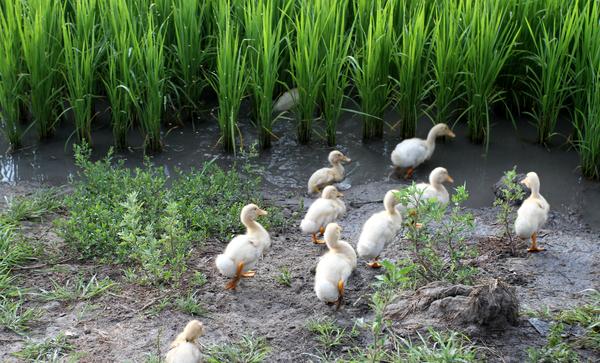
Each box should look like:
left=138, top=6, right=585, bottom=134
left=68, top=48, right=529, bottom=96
left=0, top=0, right=599, bottom=177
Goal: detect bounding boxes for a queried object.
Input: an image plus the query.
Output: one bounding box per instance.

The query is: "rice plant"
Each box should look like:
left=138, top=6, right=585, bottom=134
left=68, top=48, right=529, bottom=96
left=134, top=13, right=167, bottom=152
left=392, top=3, right=432, bottom=139
left=349, top=0, right=395, bottom=139
left=431, top=1, right=466, bottom=126
left=100, top=0, right=140, bottom=150
left=172, top=0, right=212, bottom=118
left=524, top=4, right=581, bottom=145
left=0, top=0, right=25, bottom=150
left=210, top=0, right=248, bottom=153
left=462, top=0, right=518, bottom=147
left=243, top=0, right=288, bottom=149
left=288, top=0, right=326, bottom=144
left=18, top=0, right=64, bottom=139
left=320, top=0, right=353, bottom=146
left=62, top=0, right=99, bottom=145
left=575, top=74, right=600, bottom=179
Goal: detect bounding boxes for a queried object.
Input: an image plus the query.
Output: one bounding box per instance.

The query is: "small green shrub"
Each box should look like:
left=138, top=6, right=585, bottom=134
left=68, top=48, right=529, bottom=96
left=276, top=267, right=291, bottom=287
left=527, top=323, right=580, bottom=363
left=4, top=188, right=63, bottom=223
left=59, top=144, right=277, bottom=285
left=307, top=317, right=357, bottom=350
left=174, top=291, right=207, bottom=316
left=206, top=335, right=270, bottom=363
left=0, top=298, right=41, bottom=334
left=397, top=184, right=477, bottom=285
left=13, top=333, right=74, bottom=361
left=493, top=167, right=526, bottom=254
left=41, top=275, right=115, bottom=302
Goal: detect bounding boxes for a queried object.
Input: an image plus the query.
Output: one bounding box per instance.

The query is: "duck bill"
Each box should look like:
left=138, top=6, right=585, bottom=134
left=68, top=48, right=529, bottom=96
left=447, top=176, right=454, bottom=183
left=343, top=156, right=351, bottom=163
left=448, top=131, right=456, bottom=138
left=337, top=192, right=344, bottom=198
left=257, top=209, right=268, bottom=216
left=519, top=178, right=528, bottom=186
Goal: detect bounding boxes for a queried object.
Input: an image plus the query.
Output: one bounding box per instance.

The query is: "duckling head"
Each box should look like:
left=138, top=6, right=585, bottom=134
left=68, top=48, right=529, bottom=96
left=520, top=172, right=540, bottom=194
left=328, top=150, right=351, bottom=164
left=241, top=203, right=268, bottom=223
left=322, top=185, right=343, bottom=199
left=432, top=123, right=456, bottom=138
left=429, top=167, right=454, bottom=186
left=182, top=320, right=204, bottom=341
left=324, top=222, right=342, bottom=248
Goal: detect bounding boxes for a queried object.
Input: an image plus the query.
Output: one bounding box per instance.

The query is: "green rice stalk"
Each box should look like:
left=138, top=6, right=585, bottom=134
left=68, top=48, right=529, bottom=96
left=100, top=0, right=141, bottom=150
left=243, top=0, right=287, bottom=149
left=524, top=3, right=581, bottom=145
left=172, top=0, right=212, bottom=117
left=18, top=0, right=64, bottom=139
left=349, top=0, right=394, bottom=139
left=431, top=1, right=466, bottom=126
left=392, top=3, right=431, bottom=139
left=288, top=0, right=326, bottom=144
left=320, top=0, right=353, bottom=146
left=62, top=0, right=99, bottom=145
left=209, top=0, right=248, bottom=153
left=574, top=0, right=600, bottom=178
left=573, top=0, right=600, bottom=137
left=462, top=0, right=518, bottom=147
left=134, top=13, right=167, bottom=152
left=0, top=0, right=25, bottom=150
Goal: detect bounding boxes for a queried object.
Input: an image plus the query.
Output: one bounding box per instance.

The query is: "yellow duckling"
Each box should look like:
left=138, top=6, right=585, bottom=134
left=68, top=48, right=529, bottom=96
left=215, top=204, right=270, bottom=290
left=273, top=88, right=299, bottom=113
left=357, top=190, right=403, bottom=268
left=165, top=320, right=204, bottom=363
left=515, top=172, right=550, bottom=253
left=391, top=123, right=455, bottom=178
left=300, top=186, right=346, bottom=244
left=398, top=167, right=454, bottom=213
left=307, top=150, right=351, bottom=194
left=314, top=223, right=357, bottom=308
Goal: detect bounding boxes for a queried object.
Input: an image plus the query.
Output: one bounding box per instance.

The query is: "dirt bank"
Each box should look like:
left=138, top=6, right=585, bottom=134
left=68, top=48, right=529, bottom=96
left=0, top=180, right=598, bottom=362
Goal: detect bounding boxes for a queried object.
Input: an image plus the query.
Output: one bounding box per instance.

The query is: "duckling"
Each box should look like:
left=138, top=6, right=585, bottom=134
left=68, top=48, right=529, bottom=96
left=273, top=88, right=299, bottom=113
left=391, top=123, right=455, bottom=178
left=314, top=223, right=357, bottom=309
left=215, top=204, right=270, bottom=290
left=515, top=172, right=550, bottom=253
left=165, top=320, right=204, bottom=363
left=357, top=190, right=403, bottom=268
left=301, top=186, right=346, bottom=244
left=307, top=150, right=351, bottom=194
left=398, top=167, right=454, bottom=213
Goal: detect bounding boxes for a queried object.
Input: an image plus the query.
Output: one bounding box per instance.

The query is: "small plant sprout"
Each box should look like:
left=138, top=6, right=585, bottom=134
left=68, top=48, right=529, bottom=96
left=494, top=167, right=526, bottom=255
left=276, top=267, right=292, bottom=287
left=206, top=335, right=271, bottom=363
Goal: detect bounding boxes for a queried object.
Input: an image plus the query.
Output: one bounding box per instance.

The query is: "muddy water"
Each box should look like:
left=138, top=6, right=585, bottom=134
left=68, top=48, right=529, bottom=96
left=1, top=105, right=599, bottom=228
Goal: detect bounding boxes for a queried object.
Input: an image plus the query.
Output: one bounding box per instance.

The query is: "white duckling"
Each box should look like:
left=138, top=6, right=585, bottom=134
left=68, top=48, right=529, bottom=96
left=314, top=223, right=357, bottom=308
left=300, top=186, right=346, bottom=244
left=398, top=167, right=454, bottom=213
left=391, top=123, right=455, bottom=178
left=515, top=172, right=549, bottom=253
left=273, top=88, right=299, bottom=113
left=357, top=190, right=403, bottom=268
left=307, top=150, right=351, bottom=194
left=165, top=320, right=204, bottom=363
left=215, top=204, right=270, bottom=290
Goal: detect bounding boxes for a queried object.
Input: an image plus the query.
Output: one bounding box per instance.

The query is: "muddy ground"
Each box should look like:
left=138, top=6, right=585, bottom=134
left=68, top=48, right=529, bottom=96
left=0, top=179, right=598, bottom=362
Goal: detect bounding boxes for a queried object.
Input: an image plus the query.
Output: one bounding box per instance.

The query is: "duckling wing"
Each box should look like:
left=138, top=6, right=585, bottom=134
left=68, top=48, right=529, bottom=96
left=308, top=167, right=335, bottom=192
left=223, top=235, right=262, bottom=264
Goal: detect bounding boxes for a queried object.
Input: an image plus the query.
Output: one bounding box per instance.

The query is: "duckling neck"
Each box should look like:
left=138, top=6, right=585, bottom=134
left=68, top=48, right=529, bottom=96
left=529, top=182, right=541, bottom=199
left=243, top=217, right=265, bottom=235
left=331, top=162, right=344, bottom=178
left=426, top=128, right=439, bottom=149
left=384, top=200, right=398, bottom=215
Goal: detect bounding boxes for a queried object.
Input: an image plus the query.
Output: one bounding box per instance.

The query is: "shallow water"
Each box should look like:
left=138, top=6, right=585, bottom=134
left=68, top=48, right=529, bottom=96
left=1, top=104, right=599, bottom=228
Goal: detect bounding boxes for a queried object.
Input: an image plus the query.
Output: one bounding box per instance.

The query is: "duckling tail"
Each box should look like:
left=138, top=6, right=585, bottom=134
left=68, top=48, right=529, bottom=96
left=215, top=254, right=236, bottom=278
